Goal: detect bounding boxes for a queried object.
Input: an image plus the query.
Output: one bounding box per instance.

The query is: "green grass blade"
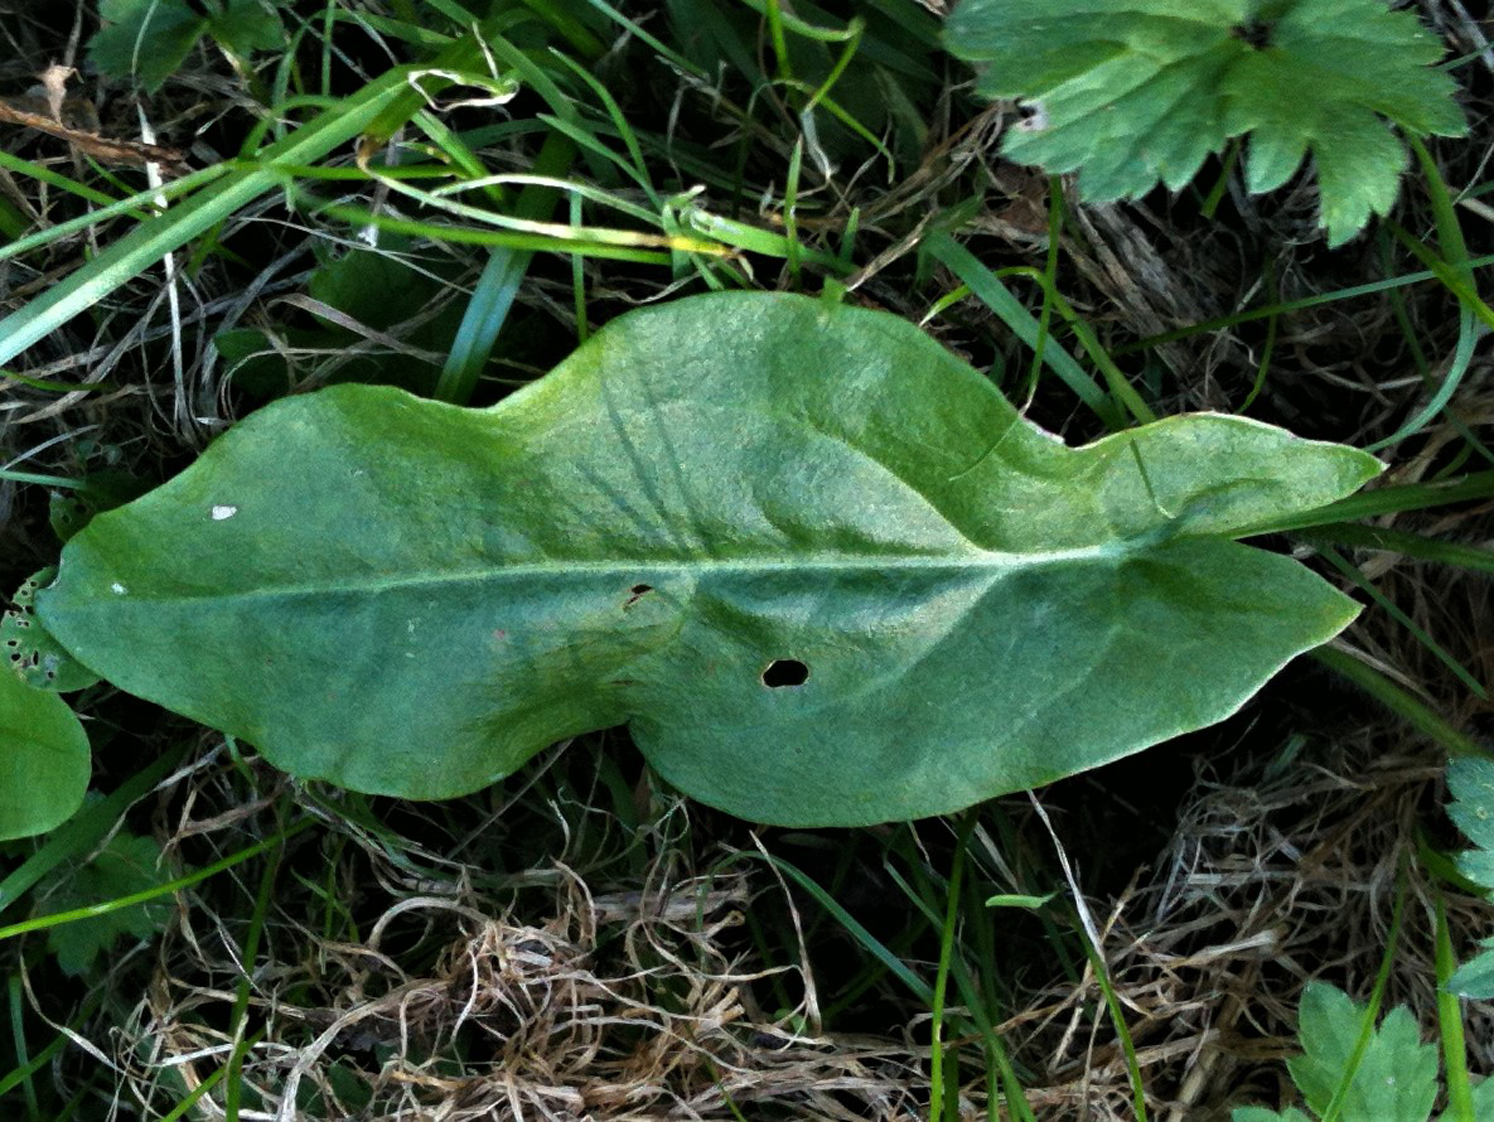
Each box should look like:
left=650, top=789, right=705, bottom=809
left=0, top=991, right=103, bottom=1099
left=0, top=70, right=416, bottom=370
left=0, top=164, right=230, bottom=265
left=0, top=821, right=313, bottom=942
left=928, top=831, right=966, bottom=1122
left=1117, top=252, right=1494, bottom=354
left=1311, top=647, right=1490, bottom=759
left=436, top=133, right=575, bottom=404
left=584, top=0, right=709, bottom=78
left=1435, top=891, right=1476, bottom=1122
left=925, top=230, right=1124, bottom=429
left=1237, top=471, right=1494, bottom=536
left=1295, top=523, right=1494, bottom=573
left=761, top=852, right=934, bottom=1004
left=1072, top=908, right=1149, bottom=1122
left=224, top=824, right=282, bottom=1122
left=7, top=974, right=37, bottom=1117
left=0, top=150, right=132, bottom=210
left=1314, top=544, right=1486, bottom=699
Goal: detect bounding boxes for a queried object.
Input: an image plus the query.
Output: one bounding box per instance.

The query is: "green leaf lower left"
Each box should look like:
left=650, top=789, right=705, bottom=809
left=0, top=667, right=90, bottom=841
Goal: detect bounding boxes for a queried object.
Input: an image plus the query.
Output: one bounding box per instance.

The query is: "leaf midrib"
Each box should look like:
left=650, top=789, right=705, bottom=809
left=61, top=541, right=1145, bottom=606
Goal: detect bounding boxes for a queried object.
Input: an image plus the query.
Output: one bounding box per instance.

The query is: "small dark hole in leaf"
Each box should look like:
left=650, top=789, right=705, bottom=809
left=762, top=659, right=809, bottom=688
left=1015, top=101, right=1049, bottom=132
left=1231, top=21, right=1271, bottom=48
left=630, top=583, right=652, bottom=595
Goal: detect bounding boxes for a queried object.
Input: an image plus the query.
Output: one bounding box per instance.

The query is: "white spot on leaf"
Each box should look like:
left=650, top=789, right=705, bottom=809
left=110, top=582, right=127, bottom=595
left=211, top=505, right=238, bottom=521
left=1017, top=100, right=1050, bottom=132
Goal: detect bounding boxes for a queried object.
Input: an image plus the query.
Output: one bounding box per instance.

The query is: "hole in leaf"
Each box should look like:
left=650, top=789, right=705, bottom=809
left=762, top=659, right=809, bottom=688
left=1231, top=21, right=1271, bottom=48
left=623, top=583, right=653, bottom=608
left=1015, top=100, right=1049, bottom=132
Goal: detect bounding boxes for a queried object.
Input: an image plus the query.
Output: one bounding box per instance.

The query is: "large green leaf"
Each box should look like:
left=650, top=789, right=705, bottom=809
left=37, top=293, right=1378, bottom=826
left=944, top=0, right=1465, bottom=246
left=0, top=666, right=90, bottom=841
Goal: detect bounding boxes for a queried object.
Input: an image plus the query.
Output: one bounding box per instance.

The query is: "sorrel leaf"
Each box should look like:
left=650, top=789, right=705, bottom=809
left=945, top=0, right=1465, bottom=246
left=38, top=293, right=1379, bottom=826
left=0, top=665, right=90, bottom=841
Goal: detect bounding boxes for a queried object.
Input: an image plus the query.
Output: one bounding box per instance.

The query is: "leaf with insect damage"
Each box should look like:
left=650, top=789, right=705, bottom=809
left=37, top=293, right=1378, bottom=826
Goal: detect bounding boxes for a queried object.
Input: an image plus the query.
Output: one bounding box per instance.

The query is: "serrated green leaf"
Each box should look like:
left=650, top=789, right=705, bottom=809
left=36, top=293, right=1379, bottom=827
left=207, top=0, right=284, bottom=57
left=1439, top=1075, right=1494, bottom=1122
left=90, top=0, right=283, bottom=92
left=1446, top=757, right=1494, bottom=888
left=1445, top=937, right=1494, bottom=1000
left=1287, top=982, right=1438, bottom=1122
left=91, top=0, right=206, bottom=91
left=1443, top=757, right=1494, bottom=999
left=945, top=0, right=1465, bottom=246
left=42, top=831, right=172, bottom=976
left=3, top=568, right=101, bottom=692
left=0, top=666, right=90, bottom=841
